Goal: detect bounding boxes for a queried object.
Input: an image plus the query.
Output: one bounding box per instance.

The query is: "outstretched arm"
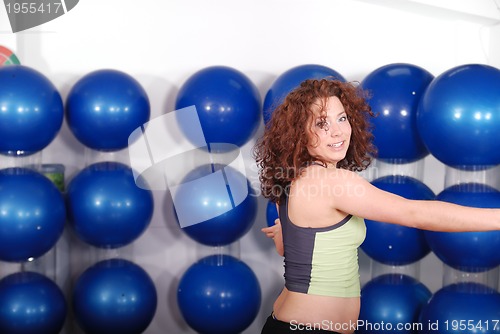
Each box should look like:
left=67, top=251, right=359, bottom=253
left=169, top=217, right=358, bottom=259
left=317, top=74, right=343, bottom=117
left=330, top=169, right=500, bottom=232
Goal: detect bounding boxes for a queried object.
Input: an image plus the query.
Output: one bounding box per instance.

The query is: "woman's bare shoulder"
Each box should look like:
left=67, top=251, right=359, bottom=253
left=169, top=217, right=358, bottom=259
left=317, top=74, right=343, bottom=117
left=324, top=167, right=364, bottom=180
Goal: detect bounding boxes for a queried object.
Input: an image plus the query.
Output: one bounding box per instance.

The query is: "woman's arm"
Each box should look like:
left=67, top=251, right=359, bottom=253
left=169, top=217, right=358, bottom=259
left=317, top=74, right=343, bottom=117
left=261, top=218, right=284, bottom=256
left=330, top=169, right=500, bottom=232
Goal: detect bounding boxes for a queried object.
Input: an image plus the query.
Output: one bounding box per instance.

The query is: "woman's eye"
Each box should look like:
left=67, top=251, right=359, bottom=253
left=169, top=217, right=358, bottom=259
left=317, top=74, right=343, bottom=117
left=339, top=115, right=347, bottom=122
left=316, top=120, right=329, bottom=128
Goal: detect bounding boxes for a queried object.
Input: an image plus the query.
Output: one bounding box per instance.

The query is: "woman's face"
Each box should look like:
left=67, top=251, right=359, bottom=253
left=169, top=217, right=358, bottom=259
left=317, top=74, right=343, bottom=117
left=307, top=96, right=352, bottom=167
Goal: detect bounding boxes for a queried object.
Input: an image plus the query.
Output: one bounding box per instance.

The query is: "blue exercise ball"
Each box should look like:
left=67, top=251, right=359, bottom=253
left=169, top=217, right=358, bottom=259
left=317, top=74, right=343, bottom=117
left=361, top=175, right=434, bottom=265
left=266, top=199, right=279, bottom=227
left=73, top=258, right=157, bottom=334
left=358, top=274, right=431, bottom=334
left=175, top=66, right=261, bottom=148
left=419, top=282, right=500, bottom=334
left=417, top=64, right=500, bottom=169
left=361, top=63, right=433, bottom=163
left=173, top=163, right=258, bottom=246
left=66, top=161, right=154, bottom=248
left=0, top=65, right=63, bottom=156
left=66, top=69, right=150, bottom=151
left=263, top=64, right=346, bottom=124
left=0, top=271, right=67, bottom=334
left=425, top=183, right=500, bottom=272
left=0, top=167, right=66, bottom=262
left=177, top=254, right=261, bottom=334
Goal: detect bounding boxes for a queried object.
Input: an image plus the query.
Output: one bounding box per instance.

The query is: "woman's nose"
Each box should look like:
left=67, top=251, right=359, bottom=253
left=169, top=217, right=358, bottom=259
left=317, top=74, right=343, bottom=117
left=329, top=122, right=342, bottom=136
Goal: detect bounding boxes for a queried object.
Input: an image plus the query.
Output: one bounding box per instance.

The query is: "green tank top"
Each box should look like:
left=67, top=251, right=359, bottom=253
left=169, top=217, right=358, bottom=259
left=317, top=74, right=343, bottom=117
left=279, top=195, right=367, bottom=297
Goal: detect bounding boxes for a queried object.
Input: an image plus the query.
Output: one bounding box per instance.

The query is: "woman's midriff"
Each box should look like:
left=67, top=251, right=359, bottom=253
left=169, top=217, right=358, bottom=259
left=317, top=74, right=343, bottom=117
left=273, top=287, right=360, bottom=334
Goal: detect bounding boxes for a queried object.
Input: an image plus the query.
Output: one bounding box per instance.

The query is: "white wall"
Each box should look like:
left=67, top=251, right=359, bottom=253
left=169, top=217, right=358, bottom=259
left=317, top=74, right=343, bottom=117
left=1, top=1, right=500, bottom=333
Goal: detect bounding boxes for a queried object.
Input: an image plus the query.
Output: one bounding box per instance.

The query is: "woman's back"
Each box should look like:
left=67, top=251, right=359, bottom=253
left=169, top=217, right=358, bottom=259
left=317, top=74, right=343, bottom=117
left=288, top=165, right=348, bottom=228
left=272, top=165, right=365, bottom=333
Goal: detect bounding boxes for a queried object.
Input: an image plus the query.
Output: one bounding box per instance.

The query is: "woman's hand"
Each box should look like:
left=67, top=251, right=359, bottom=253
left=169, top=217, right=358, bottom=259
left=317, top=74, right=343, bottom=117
left=261, top=219, right=284, bottom=256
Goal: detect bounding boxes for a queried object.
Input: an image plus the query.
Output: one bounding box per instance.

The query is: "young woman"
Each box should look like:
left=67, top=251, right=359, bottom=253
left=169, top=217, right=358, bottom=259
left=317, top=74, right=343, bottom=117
left=253, top=79, right=500, bottom=334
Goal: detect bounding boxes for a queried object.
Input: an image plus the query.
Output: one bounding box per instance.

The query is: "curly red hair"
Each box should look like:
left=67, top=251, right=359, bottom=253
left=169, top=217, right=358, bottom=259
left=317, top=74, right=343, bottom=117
left=253, top=78, right=377, bottom=203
